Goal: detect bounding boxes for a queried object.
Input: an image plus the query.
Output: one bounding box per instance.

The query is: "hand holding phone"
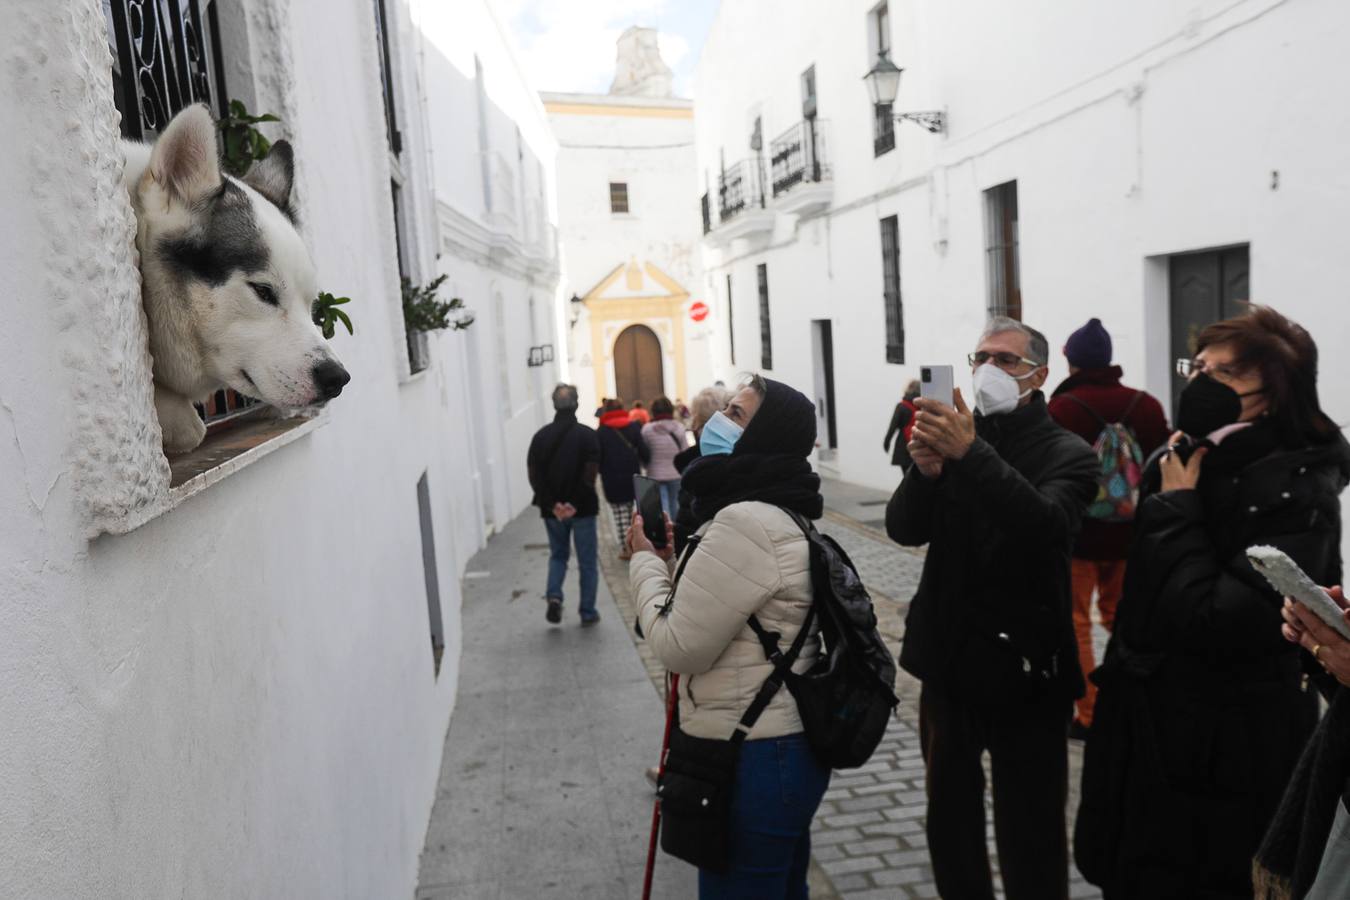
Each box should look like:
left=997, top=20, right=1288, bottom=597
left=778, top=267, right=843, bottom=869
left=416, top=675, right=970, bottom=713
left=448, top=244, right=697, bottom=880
left=633, top=475, right=669, bottom=550
left=919, top=365, right=955, bottom=408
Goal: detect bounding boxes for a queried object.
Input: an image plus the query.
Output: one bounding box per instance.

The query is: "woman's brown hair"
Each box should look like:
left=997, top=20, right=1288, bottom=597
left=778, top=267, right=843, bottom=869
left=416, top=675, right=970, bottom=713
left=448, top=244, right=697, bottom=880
left=1194, top=304, right=1338, bottom=445
left=650, top=396, right=674, bottom=417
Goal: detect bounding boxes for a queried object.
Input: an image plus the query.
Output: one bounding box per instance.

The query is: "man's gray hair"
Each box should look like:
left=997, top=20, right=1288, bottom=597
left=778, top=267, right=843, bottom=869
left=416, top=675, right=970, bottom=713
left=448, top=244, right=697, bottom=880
left=689, top=384, right=732, bottom=433
left=980, top=316, right=1050, bottom=367
left=551, top=383, right=579, bottom=411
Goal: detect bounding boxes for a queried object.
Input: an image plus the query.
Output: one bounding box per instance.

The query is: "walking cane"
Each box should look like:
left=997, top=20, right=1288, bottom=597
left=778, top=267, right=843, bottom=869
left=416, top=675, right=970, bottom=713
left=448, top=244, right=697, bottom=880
left=641, top=671, right=679, bottom=900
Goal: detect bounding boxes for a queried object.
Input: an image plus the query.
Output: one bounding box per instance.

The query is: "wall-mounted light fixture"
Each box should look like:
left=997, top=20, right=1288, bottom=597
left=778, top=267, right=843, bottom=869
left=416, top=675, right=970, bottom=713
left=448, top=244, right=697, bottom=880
left=568, top=294, right=584, bottom=328
left=527, top=346, right=544, bottom=367
left=863, top=51, right=945, bottom=134
left=540, top=344, right=554, bottom=363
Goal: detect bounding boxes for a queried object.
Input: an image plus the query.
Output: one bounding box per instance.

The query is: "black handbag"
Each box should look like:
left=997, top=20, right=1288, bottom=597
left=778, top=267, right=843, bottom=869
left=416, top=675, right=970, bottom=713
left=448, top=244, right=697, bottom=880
left=657, top=608, right=816, bottom=873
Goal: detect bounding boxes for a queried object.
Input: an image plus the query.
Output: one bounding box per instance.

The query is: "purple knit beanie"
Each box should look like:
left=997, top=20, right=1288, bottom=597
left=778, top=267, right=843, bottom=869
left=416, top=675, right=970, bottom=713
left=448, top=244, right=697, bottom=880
left=1064, top=318, right=1112, bottom=369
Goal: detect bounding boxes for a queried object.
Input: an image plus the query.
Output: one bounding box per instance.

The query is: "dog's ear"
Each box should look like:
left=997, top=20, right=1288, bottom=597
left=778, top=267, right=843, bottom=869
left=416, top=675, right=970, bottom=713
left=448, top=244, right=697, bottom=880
left=147, top=104, right=222, bottom=205
left=243, top=141, right=295, bottom=216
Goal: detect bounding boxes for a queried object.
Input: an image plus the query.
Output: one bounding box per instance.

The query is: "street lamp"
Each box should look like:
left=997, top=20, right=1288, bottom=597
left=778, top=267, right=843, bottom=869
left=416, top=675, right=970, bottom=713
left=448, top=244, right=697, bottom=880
left=568, top=293, right=584, bottom=328
left=862, top=51, right=945, bottom=135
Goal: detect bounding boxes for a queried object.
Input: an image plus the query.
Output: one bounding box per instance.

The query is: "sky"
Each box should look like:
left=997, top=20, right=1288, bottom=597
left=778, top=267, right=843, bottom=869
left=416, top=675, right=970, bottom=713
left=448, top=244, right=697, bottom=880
left=495, top=0, right=721, bottom=98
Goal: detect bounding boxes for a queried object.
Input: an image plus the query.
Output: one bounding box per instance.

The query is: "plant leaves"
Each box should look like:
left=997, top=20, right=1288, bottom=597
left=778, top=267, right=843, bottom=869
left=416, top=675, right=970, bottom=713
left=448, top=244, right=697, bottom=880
left=334, top=309, right=354, bottom=334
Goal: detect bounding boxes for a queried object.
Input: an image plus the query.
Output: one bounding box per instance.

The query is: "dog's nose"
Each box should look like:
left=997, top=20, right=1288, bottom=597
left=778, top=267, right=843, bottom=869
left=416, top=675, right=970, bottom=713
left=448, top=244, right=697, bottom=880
left=313, top=359, right=351, bottom=400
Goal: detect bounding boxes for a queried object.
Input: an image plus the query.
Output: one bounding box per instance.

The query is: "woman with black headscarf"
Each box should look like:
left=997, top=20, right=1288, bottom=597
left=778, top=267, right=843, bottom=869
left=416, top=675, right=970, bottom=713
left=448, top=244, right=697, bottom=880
left=626, top=375, right=827, bottom=900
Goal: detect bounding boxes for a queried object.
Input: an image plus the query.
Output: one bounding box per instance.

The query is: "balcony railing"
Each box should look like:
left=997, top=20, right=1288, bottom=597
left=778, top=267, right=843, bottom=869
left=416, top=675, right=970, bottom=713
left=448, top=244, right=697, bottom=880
left=701, top=192, right=711, bottom=235
left=770, top=119, right=830, bottom=197
left=717, top=159, right=765, bottom=223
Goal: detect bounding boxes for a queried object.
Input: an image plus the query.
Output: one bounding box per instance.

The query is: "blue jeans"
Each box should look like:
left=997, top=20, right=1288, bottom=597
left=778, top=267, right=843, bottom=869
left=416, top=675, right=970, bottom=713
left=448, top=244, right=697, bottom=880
left=657, top=479, right=681, bottom=520
left=698, top=734, right=831, bottom=900
left=544, top=516, right=598, bottom=620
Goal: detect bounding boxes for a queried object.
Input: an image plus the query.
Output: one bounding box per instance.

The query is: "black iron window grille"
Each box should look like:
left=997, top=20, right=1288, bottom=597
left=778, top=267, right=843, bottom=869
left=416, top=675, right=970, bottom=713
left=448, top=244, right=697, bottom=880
left=757, top=263, right=772, bottom=371
left=718, top=159, right=765, bottom=223
left=984, top=180, right=1021, bottom=320
left=701, top=192, right=711, bottom=235
left=770, top=119, right=830, bottom=197
left=880, top=215, right=904, bottom=363
left=873, top=103, right=896, bottom=157
left=105, top=0, right=263, bottom=434
left=105, top=0, right=229, bottom=141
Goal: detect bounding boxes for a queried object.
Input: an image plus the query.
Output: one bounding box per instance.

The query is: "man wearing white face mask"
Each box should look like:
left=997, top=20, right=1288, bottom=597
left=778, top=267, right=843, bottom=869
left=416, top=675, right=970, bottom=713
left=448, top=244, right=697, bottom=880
left=885, top=316, right=1098, bottom=900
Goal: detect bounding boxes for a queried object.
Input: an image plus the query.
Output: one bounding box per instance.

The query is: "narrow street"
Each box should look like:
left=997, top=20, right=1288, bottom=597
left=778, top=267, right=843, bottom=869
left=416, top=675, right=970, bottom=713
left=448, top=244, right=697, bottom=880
left=417, top=480, right=1109, bottom=899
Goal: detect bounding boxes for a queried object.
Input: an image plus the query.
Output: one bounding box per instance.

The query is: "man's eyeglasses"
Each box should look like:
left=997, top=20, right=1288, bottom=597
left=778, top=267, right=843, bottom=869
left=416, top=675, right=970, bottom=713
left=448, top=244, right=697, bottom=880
left=968, top=351, right=1039, bottom=369
left=1175, top=357, right=1245, bottom=381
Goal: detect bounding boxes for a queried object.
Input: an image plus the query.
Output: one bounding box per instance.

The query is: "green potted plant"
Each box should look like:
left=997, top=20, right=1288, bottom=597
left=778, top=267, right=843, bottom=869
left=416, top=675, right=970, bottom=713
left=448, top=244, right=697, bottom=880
left=401, top=275, right=473, bottom=373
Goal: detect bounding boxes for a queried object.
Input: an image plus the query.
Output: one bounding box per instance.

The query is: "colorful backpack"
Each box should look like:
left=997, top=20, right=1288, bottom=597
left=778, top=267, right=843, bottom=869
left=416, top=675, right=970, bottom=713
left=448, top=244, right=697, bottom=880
left=1066, top=392, right=1145, bottom=523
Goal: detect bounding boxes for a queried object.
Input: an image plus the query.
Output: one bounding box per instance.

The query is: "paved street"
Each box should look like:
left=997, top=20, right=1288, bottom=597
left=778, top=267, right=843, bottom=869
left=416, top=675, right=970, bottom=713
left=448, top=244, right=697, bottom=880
left=419, top=478, right=1108, bottom=899
left=416, top=512, right=697, bottom=899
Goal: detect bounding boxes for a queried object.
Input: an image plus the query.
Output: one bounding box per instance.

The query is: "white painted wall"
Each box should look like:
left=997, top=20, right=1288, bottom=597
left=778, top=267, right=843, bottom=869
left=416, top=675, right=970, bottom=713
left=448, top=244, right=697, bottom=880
left=0, top=0, right=557, bottom=897
left=547, top=92, right=714, bottom=421
left=695, top=0, right=1350, bottom=539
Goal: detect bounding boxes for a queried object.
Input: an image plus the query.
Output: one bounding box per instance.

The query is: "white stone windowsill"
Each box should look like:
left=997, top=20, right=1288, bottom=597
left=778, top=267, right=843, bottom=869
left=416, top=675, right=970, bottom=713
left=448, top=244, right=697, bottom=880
left=112, top=412, right=330, bottom=535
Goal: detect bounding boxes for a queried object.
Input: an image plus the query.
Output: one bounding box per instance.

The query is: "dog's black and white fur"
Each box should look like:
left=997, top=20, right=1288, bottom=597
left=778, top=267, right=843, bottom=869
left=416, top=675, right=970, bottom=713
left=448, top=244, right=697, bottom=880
left=121, top=104, right=349, bottom=453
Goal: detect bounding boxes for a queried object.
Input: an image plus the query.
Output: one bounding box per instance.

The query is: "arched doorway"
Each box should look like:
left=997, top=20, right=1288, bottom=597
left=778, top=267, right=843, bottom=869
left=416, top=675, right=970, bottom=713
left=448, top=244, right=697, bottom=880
left=613, top=325, right=664, bottom=406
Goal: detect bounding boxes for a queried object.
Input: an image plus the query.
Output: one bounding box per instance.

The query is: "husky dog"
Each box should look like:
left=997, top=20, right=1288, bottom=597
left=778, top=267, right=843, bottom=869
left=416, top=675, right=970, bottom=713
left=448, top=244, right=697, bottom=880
left=120, top=104, right=349, bottom=453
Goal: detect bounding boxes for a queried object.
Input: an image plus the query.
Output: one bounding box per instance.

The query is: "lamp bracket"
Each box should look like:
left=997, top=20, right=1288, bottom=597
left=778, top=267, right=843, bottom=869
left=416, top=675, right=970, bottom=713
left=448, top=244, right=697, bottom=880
left=895, top=110, right=945, bottom=134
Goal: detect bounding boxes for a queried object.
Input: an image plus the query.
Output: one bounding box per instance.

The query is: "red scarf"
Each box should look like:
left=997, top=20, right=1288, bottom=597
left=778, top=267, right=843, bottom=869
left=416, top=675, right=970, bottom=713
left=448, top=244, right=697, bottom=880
left=600, top=410, right=631, bottom=428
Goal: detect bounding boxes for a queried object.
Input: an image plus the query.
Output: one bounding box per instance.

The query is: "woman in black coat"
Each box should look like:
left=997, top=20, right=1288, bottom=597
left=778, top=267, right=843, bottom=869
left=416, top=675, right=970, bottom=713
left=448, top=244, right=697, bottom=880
left=1075, top=306, right=1350, bottom=899
left=597, top=399, right=650, bottom=555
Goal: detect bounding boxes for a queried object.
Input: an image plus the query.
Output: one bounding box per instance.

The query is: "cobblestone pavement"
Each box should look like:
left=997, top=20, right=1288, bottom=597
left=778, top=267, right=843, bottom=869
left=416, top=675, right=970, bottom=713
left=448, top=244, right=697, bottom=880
left=598, top=479, right=1108, bottom=899
left=811, top=479, right=1105, bottom=900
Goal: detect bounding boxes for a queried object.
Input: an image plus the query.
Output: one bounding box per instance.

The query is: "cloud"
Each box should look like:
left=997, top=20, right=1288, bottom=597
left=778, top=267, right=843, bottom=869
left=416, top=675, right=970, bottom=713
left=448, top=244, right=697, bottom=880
left=500, top=0, right=684, bottom=95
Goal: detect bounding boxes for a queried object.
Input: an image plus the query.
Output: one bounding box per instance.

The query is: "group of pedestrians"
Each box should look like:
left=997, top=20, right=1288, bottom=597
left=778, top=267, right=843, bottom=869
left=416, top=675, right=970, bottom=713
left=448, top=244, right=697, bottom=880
left=529, top=302, right=1349, bottom=900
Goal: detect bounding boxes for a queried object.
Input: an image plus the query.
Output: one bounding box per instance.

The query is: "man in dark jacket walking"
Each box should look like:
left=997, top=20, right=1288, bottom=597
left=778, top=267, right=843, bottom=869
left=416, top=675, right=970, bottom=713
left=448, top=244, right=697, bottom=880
left=1047, top=318, right=1170, bottom=734
left=527, top=384, right=602, bottom=626
left=887, top=317, right=1098, bottom=900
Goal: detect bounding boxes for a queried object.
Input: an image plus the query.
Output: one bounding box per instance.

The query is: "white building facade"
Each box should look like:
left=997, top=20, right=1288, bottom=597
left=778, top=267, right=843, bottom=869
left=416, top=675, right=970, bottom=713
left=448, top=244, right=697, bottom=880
left=0, top=1, right=557, bottom=897
left=695, top=0, right=1350, bottom=505
left=545, top=28, right=715, bottom=420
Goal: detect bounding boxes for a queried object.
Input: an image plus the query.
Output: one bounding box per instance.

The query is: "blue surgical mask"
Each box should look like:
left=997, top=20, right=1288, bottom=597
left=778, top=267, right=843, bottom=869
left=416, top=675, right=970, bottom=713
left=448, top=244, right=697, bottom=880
left=699, top=410, right=744, bottom=456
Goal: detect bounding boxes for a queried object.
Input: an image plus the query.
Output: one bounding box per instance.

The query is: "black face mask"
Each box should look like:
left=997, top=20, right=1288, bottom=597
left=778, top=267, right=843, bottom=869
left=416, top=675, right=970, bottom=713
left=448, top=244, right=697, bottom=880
left=1175, top=373, right=1247, bottom=437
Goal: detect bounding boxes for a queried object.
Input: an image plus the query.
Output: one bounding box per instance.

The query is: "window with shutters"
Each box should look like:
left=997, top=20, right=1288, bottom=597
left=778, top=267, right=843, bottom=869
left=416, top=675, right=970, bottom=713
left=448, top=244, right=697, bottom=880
left=880, top=215, right=903, bottom=363
left=609, top=181, right=629, bottom=214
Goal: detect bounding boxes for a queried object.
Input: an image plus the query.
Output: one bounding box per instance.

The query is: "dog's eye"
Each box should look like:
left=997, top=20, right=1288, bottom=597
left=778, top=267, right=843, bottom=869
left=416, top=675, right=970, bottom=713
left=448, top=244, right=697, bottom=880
left=248, top=282, right=278, bottom=306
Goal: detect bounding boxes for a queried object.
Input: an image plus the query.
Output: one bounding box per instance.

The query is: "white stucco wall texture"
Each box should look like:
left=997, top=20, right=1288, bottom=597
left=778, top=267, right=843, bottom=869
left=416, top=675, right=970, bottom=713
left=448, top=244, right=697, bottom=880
left=0, top=0, right=557, bottom=896
left=695, top=0, right=1350, bottom=552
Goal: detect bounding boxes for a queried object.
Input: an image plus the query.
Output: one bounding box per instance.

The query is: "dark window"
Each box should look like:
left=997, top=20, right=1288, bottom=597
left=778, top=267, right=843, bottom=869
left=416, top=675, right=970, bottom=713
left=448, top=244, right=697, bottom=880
left=726, top=273, right=736, bottom=366
left=373, top=0, right=403, bottom=155
left=873, top=103, right=895, bottom=156
left=984, top=181, right=1021, bottom=320
left=880, top=216, right=904, bottom=363
left=701, top=191, right=711, bottom=235
left=873, top=2, right=890, bottom=56
left=757, top=264, right=772, bottom=370
left=416, top=472, right=446, bottom=678
left=610, top=182, right=629, bottom=214
left=390, top=180, right=409, bottom=282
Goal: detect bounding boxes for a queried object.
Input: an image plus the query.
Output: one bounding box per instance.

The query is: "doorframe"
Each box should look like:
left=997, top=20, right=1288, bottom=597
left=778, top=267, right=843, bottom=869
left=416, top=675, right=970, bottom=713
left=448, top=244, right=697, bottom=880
left=582, top=260, right=690, bottom=407
left=811, top=319, right=838, bottom=461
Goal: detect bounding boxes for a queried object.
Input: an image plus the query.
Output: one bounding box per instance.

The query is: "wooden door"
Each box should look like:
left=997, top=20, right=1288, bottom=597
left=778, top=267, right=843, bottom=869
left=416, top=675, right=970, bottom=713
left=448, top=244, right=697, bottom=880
left=1168, top=245, right=1249, bottom=400
left=613, top=325, right=664, bottom=406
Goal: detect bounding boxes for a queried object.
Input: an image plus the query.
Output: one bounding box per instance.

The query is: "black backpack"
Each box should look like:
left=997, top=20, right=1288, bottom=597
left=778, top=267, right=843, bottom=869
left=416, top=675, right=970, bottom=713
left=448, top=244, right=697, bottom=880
left=747, top=511, right=899, bottom=769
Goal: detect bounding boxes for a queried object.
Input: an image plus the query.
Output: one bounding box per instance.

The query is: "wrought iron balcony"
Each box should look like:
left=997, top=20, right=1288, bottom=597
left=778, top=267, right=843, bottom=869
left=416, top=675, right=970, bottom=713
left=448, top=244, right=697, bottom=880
left=770, top=119, right=831, bottom=197
left=717, top=159, right=765, bottom=224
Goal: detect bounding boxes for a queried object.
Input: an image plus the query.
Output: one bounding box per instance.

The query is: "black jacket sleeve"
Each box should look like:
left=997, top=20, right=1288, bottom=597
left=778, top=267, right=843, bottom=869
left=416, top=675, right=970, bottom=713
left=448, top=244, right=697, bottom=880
left=946, top=435, right=1098, bottom=548
left=886, top=466, right=939, bottom=547
left=527, top=432, right=550, bottom=508
left=1130, top=489, right=1340, bottom=662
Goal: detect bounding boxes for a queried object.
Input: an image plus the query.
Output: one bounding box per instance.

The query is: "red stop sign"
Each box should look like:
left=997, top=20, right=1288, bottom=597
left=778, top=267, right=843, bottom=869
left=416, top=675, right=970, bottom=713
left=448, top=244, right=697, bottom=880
left=689, top=301, right=709, bottom=322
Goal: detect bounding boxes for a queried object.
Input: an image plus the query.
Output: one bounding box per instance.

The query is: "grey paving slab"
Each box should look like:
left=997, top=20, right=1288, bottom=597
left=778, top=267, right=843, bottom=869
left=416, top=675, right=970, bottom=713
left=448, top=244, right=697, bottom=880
left=416, top=511, right=697, bottom=900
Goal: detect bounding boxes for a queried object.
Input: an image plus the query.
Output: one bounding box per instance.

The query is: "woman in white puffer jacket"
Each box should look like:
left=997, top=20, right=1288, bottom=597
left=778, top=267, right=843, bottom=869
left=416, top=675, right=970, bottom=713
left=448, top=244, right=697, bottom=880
left=627, top=374, right=829, bottom=900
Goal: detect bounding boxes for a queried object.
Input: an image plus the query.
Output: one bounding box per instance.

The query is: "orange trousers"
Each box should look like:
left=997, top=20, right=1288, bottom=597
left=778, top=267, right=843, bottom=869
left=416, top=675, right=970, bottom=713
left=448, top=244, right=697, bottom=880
left=1071, top=558, right=1125, bottom=727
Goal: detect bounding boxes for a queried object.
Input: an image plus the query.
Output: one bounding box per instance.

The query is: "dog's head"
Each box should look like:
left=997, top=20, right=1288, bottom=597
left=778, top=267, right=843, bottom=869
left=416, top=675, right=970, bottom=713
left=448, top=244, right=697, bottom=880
left=132, top=104, right=349, bottom=410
